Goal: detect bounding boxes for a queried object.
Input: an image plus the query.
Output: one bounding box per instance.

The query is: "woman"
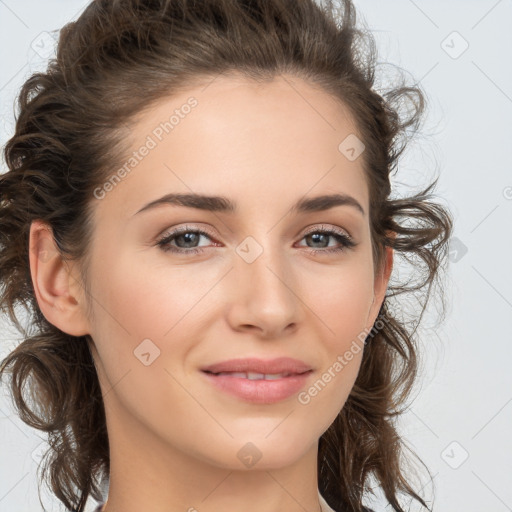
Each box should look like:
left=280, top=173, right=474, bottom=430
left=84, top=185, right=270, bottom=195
left=0, top=0, right=453, bottom=511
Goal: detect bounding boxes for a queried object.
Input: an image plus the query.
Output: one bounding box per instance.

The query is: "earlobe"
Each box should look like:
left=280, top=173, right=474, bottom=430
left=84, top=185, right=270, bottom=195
left=29, top=220, right=90, bottom=336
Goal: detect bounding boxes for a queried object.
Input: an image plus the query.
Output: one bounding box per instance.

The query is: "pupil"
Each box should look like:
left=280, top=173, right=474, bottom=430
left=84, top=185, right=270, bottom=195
left=179, top=233, right=198, bottom=248
left=309, top=233, right=327, bottom=248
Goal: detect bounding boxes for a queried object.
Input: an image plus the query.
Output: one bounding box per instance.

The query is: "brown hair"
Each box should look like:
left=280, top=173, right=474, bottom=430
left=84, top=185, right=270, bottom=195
left=0, top=1, right=453, bottom=511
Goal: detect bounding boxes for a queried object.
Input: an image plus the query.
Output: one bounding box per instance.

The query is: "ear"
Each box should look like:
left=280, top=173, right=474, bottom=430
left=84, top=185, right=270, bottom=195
left=29, top=219, right=90, bottom=336
left=365, top=231, right=395, bottom=330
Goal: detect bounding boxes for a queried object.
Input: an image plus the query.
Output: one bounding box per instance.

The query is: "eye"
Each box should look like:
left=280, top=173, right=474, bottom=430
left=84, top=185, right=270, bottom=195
left=296, top=225, right=356, bottom=255
left=156, top=224, right=357, bottom=255
left=156, top=225, right=216, bottom=255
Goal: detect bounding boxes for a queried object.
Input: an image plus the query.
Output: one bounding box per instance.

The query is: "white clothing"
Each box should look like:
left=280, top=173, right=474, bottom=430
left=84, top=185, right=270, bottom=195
left=318, top=489, right=336, bottom=512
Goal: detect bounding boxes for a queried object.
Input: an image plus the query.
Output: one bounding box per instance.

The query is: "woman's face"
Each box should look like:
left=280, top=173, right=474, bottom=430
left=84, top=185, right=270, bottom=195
left=75, top=73, right=391, bottom=471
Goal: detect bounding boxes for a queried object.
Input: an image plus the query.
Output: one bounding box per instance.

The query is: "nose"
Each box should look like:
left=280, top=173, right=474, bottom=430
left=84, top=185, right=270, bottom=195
left=225, top=241, right=302, bottom=339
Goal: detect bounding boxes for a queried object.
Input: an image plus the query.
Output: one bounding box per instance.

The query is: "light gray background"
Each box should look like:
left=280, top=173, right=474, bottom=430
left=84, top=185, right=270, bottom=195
left=1, top=1, right=511, bottom=511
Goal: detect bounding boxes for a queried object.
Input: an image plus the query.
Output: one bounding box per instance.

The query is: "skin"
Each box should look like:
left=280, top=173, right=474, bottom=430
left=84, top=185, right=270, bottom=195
left=29, top=73, right=393, bottom=512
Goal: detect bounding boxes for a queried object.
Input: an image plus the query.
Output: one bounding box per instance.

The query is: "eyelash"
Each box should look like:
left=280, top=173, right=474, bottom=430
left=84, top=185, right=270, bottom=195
left=156, top=224, right=357, bottom=256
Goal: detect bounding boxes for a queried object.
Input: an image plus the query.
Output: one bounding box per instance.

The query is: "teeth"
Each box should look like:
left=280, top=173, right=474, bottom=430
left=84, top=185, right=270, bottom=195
left=261, top=373, right=286, bottom=380
left=246, top=372, right=266, bottom=380
left=222, top=372, right=248, bottom=378
left=215, top=371, right=290, bottom=380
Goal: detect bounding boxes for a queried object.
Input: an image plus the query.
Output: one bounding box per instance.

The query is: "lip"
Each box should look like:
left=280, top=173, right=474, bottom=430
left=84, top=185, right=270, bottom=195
left=200, top=357, right=313, bottom=375
left=201, top=370, right=314, bottom=404
left=200, top=357, right=314, bottom=404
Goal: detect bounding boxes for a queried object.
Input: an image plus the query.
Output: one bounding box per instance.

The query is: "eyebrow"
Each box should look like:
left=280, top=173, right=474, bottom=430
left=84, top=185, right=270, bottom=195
left=133, top=192, right=365, bottom=217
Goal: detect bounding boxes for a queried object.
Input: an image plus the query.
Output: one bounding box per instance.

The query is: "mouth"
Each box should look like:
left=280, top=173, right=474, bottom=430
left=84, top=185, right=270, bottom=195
left=200, top=356, right=313, bottom=376
left=201, top=370, right=312, bottom=380
left=200, top=369, right=314, bottom=404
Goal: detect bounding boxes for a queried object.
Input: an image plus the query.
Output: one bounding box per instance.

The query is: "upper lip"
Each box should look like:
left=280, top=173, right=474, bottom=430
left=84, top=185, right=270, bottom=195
left=201, top=357, right=313, bottom=375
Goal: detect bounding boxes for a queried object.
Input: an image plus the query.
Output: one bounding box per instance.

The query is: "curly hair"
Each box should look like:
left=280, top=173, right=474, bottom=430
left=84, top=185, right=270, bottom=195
left=0, top=0, right=453, bottom=511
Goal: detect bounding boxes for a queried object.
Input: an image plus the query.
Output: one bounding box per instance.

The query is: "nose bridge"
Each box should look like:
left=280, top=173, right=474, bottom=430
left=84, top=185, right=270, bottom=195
left=229, top=231, right=300, bottom=334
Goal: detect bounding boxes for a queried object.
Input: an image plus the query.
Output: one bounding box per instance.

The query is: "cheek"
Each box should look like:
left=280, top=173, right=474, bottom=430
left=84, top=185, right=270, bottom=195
left=306, top=262, right=374, bottom=339
left=86, top=248, right=218, bottom=413
left=302, top=263, right=373, bottom=397
left=300, top=292, right=370, bottom=429
left=92, top=250, right=203, bottom=341
left=86, top=253, right=198, bottom=431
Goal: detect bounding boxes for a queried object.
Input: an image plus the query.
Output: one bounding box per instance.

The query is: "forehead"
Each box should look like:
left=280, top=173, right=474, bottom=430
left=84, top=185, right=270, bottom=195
left=94, top=72, right=369, bottom=221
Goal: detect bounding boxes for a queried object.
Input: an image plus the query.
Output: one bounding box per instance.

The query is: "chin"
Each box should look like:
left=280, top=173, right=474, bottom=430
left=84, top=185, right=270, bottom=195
left=194, top=434, right=312, bottom=471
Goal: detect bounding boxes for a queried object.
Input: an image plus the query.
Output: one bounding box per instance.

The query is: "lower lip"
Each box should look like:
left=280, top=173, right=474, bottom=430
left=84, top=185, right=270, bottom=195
left=201, top=370, right=313, bottom=404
